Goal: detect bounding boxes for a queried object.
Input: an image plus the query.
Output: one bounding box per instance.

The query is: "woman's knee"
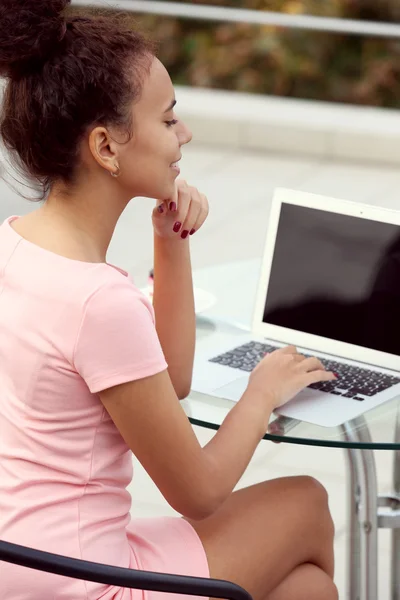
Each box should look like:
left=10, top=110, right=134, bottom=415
left=286, top=476, right=335, bottom=536
left=292, top=474, right=328, bottom=499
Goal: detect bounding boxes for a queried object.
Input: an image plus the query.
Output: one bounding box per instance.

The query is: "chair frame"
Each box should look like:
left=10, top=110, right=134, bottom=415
left=0, top=540, right=253, bottom=600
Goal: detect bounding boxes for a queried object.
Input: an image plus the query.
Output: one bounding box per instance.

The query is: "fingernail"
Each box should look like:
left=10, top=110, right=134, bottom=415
left=190, top=229, right=196, bottom=235
left=169, top=201, right=177, bottom=212
left=181, top=230, right=189, bottom=239
left=173, top=222, right=182, bottom=233
left=157, top=204, right=164, bottom=213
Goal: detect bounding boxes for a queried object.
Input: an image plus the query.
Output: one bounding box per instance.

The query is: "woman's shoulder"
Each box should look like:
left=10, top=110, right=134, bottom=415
left=75, top=266, right=156, bottom=339
left=80, top=265, right=150, bottom=309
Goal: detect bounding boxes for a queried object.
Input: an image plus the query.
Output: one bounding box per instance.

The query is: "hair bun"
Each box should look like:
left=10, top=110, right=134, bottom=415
left=0, top=0, right=71, bottom=78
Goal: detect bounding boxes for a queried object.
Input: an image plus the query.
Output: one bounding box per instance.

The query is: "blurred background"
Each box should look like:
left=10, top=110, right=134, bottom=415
left=70, top=0, right=400, bottom=108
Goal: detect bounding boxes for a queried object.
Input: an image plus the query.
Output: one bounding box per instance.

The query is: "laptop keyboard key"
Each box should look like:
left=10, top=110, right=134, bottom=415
left=318, top=382, right=339, bottom=392
left=239, top=364, right=254, bottom=372
left=309, top=382, right=324, bottom=390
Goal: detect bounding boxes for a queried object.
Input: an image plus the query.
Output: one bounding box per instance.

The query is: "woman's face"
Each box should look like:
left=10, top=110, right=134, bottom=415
left=117, top=57, right=192, bottom=201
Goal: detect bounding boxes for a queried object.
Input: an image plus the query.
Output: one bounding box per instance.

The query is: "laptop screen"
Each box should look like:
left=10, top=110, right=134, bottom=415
left=263, top=203, right=400, bottom=356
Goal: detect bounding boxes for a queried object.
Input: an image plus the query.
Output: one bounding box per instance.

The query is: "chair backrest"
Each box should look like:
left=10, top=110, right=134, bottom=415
left=0, top=540, right=253, bottom=600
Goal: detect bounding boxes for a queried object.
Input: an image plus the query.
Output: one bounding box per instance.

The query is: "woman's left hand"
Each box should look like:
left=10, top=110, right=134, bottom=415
left=152, top=179, right=209, bottom=241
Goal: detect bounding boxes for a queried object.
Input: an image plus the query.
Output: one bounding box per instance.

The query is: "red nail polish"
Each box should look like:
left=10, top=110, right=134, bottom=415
left=173, top=222, right=182, bottom=233
left=157, top=204, right=164, bottom=213
left=169, top=202, right=177, bottom=212
left=181, top=230, right=189, bottom=239
left=190, top=229, right=196, bottom=235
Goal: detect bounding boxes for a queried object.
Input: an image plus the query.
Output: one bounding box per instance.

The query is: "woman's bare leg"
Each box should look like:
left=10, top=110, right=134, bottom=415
left=186, top=476, right=337, bottom=600
left=268, top=564, right=338, bottom=600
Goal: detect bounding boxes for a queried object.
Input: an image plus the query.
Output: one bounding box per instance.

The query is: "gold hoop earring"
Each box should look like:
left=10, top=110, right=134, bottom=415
left=110, top=165, right=121, bottom=178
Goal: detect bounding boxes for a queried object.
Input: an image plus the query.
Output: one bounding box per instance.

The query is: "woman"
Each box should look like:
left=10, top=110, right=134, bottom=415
left=0, top=2, right=338, bottom=599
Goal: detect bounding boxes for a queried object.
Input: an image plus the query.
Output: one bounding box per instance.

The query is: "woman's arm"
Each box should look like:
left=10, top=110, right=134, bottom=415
left=150, top=180, right=208, bottom=399
left=100, top=349, right=333, bottom=520
left=152, top=234, right=195, bottom=399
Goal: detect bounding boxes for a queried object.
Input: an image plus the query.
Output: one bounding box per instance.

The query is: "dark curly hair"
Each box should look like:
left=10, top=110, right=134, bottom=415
left=0, top=0, right=155, bottom=198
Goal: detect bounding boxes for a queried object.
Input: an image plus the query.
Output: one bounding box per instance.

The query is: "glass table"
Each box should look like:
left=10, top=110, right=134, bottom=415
left=183, top=259, right=400, bottom=600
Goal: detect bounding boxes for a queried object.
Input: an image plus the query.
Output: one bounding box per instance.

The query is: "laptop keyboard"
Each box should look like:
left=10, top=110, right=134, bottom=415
left=209, top=341, right=400, bottom=401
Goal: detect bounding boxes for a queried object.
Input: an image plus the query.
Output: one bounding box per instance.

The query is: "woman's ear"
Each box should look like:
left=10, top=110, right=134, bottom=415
left=88, top=126, right=120, bottom=175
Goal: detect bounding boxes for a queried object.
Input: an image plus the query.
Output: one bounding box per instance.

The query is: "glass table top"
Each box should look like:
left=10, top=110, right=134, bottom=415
left=184, top=259, right=400, bottom=450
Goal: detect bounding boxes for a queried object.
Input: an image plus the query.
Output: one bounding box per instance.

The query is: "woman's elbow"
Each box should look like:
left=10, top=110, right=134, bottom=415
left=180, top=502, right=218, bottom=521
left=168, top=364, right=193, bottom=400
left=171, top=487, right=222, bottom=521
left=176, top=378, right=192, bottom=400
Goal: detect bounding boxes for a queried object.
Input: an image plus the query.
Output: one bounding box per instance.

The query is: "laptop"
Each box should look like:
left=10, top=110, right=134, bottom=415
left=192, top=188, right=400, bottom=427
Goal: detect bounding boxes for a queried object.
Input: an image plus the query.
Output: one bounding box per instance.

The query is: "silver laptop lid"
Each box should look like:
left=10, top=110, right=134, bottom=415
left=252, top=189, right=400, bottom=372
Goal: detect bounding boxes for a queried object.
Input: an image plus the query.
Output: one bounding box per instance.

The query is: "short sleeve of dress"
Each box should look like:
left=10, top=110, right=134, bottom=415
left=73, top=280, right=168, bottom=394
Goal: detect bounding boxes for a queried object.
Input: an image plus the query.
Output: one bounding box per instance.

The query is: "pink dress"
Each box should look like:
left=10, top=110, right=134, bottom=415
left=0, top=216, right=209, bottom=600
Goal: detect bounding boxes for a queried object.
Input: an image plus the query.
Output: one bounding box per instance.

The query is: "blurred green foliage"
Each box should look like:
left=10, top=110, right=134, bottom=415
left=74, top=1, right=400, bottom=107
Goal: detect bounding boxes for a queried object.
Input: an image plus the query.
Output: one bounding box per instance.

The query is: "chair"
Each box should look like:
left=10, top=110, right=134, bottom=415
left=0, top=539, right=253, bottom=600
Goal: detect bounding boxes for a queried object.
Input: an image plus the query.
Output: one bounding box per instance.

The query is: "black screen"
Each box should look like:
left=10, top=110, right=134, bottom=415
left=263, top=204, right=400, bottom=356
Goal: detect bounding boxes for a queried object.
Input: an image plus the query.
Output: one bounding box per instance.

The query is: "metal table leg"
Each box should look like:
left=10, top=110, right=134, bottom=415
left=392, top=407, right=400, bottom=600
left=342, top=418, right=378, bottom=600
left=345, top=444, right=362, bottom=600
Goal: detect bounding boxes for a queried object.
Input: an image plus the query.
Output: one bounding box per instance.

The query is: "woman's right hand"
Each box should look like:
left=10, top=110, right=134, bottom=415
left=245, top=345, right=336, bottom=410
